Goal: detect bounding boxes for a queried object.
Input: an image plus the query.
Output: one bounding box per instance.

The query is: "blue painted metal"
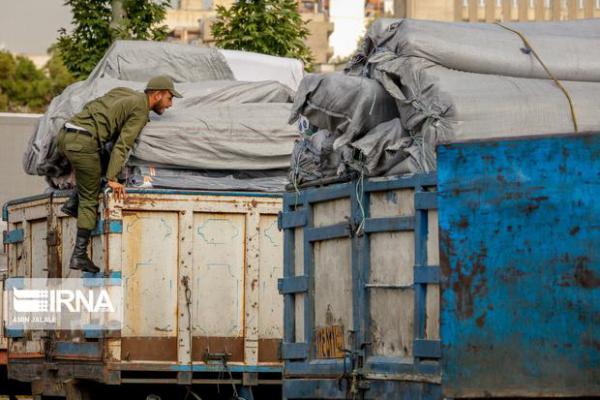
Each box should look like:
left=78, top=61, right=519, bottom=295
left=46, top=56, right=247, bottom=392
left=438, top=133, right=600, bottom=397
left=3, top=228, right=24, bottom=244
left=5, top=277, right=25, bottom=289
left=305, top=224, right=349, bottom=242
left=169, top=364, right=281, bottom=373
left=279, top=210, right=308, bottom=230
left=281, top=174, right=441, bottom=400
left=83, top=324, right=104, bottom=338
left=278, top=276, right=309, bottom=295
left=363, top=216, right=414, bottom=233
left=5, top=327, right=25, bottom=338
left=54, top=342, right=103, bottom=359
left=282, top=343, right=310, bottom=360
left=91, top=219, right=123, bottom=237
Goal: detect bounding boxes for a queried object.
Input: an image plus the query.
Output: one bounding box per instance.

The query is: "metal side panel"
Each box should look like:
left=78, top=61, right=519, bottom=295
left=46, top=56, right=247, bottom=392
left=281, top=174, right=440, bottom=400
left=121, top=210, right=180, bottom=362
left=438, top=133, right=600, bottom=397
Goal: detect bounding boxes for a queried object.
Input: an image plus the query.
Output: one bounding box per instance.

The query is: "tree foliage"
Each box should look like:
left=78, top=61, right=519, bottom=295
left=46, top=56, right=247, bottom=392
left=212, top=0, right=314, bottom=70
left=0, top=49, right=75, bottom=113
left=57, top=0, right=170, bottom=79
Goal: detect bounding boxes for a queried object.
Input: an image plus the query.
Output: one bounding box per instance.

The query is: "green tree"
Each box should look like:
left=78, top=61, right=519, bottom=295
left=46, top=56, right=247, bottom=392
left=57, top=0, right=170, bottom=79
left=212, top=0, right=314, bottom=71
left=0, top=49, right=75, bottom=113
left=45, top=46, right=77, bottom=98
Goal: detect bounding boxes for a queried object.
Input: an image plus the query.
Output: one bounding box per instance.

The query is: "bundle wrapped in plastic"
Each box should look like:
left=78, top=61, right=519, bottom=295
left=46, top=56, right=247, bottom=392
left=349, top=18, right=600, bottom=81
left=371, top=55, right=600, bottom=144
left=289, top=72, right=399, bottom=150
left=23, top=40, right=302, bottom=191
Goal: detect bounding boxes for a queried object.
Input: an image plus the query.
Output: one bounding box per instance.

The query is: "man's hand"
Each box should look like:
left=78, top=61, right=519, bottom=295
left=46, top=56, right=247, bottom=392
left=107, top=180, right=127, bottom=201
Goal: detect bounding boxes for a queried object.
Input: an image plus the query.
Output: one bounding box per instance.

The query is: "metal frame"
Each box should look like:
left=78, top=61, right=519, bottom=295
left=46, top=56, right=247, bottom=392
left=3, top=189, right=285, bottom=391
left=279, top=173, right=441, bottom=398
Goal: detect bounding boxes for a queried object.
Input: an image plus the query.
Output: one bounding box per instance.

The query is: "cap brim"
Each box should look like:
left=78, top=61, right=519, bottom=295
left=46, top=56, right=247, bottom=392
left=170, top=89, right=183, bottom=98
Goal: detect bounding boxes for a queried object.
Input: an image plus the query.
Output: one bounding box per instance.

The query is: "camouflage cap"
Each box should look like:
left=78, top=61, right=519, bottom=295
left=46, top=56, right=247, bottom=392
left=145, top=75, right=183, bottom=98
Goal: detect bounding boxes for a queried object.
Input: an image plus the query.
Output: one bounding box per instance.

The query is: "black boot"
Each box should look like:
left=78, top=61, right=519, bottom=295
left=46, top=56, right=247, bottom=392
left=70, top=228, right=100, bottom=273
left=61, top=189, right=79, bottom=218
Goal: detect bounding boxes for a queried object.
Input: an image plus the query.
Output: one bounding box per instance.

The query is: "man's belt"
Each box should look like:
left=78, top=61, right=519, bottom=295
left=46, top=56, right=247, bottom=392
left=64, top=126, right=93, bottom=137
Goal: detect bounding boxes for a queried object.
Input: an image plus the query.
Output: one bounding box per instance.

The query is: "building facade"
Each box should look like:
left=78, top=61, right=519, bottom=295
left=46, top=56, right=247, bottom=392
left=394, top=0, right=600, bottom=22
left=166, top=0, right=334, bottom=65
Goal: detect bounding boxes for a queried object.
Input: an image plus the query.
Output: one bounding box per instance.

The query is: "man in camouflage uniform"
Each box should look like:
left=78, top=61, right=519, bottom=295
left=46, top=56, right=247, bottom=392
left=57, top=76, right=182, bottom=273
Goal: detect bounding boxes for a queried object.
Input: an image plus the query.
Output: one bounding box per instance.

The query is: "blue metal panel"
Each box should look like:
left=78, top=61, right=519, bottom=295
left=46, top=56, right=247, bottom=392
left=279, top=210, right=308, bottom=229
left=363, top=216, right=414, bottom=233
left=282, top=174, right=441, bottom=400
left=83, top=324, right=104, bottom=338
left=438, top=133, right=600, bottom=397
left=3, top=229, right=24, bottom=244
left=305, top=224, right=349, bottom=242
left=5, top=277, right=25, bottom=289
left=5, top=327, right=25, bottom=338
left=54, top=342, right=102, bottom=359
left=278, top=276, right=309, bottom=294
left=413, top=340, right=441, bottom=358
left=283, top=378, right=442, bottom=400
left=282, top=343, right=310, bottom=360
left=414, top=266, right=441, bottom=284
left=91, top=219, right=123, bottom=237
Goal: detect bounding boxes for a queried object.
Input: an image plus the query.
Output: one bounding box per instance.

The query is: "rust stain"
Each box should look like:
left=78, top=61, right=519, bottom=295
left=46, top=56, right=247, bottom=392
left=258, top=338, right=282, bottom=363
left=574, top=261, right=600, bottom=289
left=475, top=314, right=486, bottom=328
left=251, top=278, right=258, bottom=290
left=192, top=336, right=244, bottom=362
left=121, top=337, right=178, bottom=361
left=569, top=226, right=581, bottom=236
left=558, top=256, right=600, bottom=289
left=450, top=242, right=488, bottom=320
left=456, top=216, right=469, bottom=229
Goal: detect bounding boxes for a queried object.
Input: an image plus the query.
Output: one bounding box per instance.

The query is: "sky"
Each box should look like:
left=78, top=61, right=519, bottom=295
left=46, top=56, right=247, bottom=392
left=0, top=0, right=72, bottom=55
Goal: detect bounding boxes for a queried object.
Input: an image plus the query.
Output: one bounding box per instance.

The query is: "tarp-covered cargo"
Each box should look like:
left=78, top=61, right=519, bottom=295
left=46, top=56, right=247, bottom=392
left=23, top=40, right=302, bottom=192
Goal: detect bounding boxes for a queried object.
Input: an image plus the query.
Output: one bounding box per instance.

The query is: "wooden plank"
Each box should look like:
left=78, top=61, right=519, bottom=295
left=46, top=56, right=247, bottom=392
left=369, top=289, right=414, bottom=358
left=61, top=217, right=81, bottom=279
left=122, top=211, right=179, bottom=338
left=192, top=213, right=245, bottom=337
left=369, top=232, right=414, bottom=286
left=315, top=325, right=345, bottom=359
left=178, top=207, right=194, bottom=368
left=369, top=189, right=414, bottom=218
left=258, top=215, right=284, bottom=340
left=244, top=209, right=260, bottom=364
left=30, top=220, right=46, bottom=278
left=313, top=238, right=353, bottom=336
left=312, top=198, right=350, bottom=227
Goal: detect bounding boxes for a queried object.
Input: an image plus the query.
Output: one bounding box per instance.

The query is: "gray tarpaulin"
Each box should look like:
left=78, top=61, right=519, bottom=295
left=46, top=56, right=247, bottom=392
left=372, top=55, right=600, bottom=143
left=132, top=103, right=297, bottom=171
left=23, top=41, right=301, bottom=191
left=292, top=18, right=600, bottom=185
left=289, top=72, right=399, bottom=150
left=88, top=40, right=234, bottom=82
left=126, top=163, right=288, bottom=192
left=350, top=18, right=600, bottom=82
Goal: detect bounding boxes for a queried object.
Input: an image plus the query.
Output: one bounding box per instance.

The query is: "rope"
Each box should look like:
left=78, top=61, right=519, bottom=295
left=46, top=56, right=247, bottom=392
left=495, top=22, right=578, bottom=133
